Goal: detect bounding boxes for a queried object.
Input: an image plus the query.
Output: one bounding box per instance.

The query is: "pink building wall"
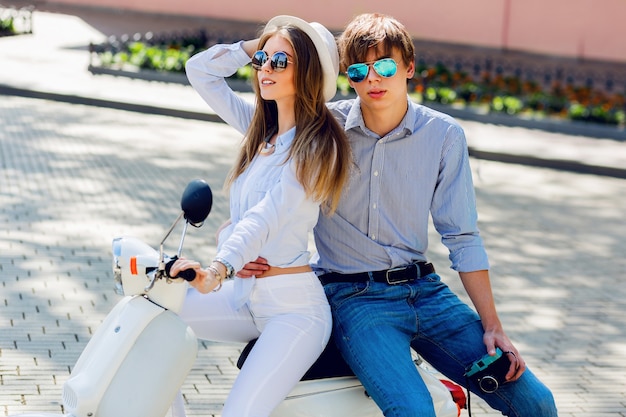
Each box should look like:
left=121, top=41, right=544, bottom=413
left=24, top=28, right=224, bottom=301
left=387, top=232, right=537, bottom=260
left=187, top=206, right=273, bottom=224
left=48, top=0, right=626, bottom=63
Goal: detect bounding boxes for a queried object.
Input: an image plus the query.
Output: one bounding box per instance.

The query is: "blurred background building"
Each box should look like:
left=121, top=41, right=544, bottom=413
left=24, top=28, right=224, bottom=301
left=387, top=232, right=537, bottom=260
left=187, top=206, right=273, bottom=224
left=33, top=0, right=626, bottom=64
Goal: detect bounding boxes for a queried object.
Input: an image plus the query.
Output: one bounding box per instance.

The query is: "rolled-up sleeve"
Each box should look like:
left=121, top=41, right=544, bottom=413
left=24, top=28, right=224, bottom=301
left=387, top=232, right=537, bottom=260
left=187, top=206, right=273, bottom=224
left=185, top=42, right=255, bottom=134
left=431, top=124, right=489, bottom=272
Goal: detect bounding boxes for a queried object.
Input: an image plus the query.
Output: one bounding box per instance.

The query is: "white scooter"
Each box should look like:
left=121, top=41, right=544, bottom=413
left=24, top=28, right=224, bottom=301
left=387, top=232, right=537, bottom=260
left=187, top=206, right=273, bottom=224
left=9, top=179, right=466, bottom=417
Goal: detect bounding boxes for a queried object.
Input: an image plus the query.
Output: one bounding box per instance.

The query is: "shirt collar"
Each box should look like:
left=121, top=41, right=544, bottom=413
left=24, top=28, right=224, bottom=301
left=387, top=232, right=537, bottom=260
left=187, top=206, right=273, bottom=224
left=344, top=96, right=415, bottom=138
left=274, top=126, right=296, bottom=153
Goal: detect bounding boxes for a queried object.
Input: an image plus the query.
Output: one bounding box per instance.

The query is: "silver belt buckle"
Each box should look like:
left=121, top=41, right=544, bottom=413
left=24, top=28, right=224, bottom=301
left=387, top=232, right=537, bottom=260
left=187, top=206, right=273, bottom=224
left=385, top=265, right=411, bottom=285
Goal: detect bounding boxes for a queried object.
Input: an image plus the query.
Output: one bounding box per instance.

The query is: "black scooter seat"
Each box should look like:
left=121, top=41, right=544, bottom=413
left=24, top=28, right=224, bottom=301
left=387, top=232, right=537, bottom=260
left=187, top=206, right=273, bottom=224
left=237, top=338, right=355, bottom=381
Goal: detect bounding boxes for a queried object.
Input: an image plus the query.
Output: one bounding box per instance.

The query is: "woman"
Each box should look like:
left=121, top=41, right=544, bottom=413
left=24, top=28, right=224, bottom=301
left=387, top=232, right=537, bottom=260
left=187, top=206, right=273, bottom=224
left=169, top=16, right=350, bottom=417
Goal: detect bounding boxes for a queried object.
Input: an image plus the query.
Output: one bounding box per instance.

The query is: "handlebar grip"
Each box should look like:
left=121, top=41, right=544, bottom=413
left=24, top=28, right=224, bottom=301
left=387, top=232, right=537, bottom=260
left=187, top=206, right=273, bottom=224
left=177, top=268, right=197, bottom=282
left=165, top=256, right=197, bottom=282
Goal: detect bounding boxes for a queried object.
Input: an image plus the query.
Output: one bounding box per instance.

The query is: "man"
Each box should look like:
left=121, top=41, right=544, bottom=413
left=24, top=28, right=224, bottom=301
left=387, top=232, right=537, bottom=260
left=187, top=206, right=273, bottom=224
left=242, top=13, right=557, bottom=417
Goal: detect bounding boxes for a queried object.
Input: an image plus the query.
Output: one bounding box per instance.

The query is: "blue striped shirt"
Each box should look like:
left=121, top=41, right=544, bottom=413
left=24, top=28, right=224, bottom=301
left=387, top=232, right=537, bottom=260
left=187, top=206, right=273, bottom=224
left=311, top=98, right=490, bottom=274
left=185, top=41, right=489, bottom=276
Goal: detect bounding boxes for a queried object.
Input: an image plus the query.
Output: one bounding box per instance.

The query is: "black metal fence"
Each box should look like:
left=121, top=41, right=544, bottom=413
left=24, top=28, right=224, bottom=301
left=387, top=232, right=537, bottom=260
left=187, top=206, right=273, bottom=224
left=90, top=28, right=625, bottom=95
left=87, top=26, right=625, bottom=125
left=89, top=26, right=258, bottom=57
left=88, top=26, right=259, bottom=79
left=413, top=40, right=626, bottom=95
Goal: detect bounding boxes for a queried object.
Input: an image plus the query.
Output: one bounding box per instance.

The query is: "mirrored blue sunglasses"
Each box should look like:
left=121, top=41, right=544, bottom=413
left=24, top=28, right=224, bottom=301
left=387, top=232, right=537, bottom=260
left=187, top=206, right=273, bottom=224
left=346, top=58, right=398, bottom=82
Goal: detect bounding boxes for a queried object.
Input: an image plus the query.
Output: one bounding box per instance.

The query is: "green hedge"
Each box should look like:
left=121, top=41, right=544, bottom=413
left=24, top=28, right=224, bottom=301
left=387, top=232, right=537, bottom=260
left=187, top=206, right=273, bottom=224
left=408, top=64, right=625, bottom=126
left=0, top=16, right=15, bottom=36
left=95, top=43, right=625, bottom=127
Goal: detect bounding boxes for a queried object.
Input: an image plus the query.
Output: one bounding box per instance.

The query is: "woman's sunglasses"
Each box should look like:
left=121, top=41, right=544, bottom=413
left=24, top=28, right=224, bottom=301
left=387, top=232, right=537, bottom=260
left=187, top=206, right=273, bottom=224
left=346, top=58, right=398, bottom=83
left=251, top=50, right=293, bottom=72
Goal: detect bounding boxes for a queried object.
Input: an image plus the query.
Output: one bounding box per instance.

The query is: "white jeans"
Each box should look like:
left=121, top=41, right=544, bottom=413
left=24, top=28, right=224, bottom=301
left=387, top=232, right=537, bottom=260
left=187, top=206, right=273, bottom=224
left=169, top=272, right=332, bottom=417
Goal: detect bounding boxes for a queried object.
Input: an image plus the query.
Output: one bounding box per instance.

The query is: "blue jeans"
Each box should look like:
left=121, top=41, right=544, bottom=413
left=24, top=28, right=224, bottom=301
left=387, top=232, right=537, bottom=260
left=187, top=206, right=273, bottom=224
left=324, top=273, right=557, bottom=417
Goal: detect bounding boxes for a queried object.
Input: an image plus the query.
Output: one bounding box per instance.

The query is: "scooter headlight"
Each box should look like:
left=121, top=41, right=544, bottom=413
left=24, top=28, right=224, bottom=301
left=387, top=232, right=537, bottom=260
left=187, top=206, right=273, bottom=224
left=112, top=237, right=124, bottom=295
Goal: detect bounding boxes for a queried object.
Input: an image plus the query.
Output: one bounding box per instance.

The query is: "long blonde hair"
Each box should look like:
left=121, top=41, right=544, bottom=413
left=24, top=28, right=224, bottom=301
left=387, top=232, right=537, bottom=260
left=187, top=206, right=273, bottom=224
left=226, top=25, right=350, bottom=214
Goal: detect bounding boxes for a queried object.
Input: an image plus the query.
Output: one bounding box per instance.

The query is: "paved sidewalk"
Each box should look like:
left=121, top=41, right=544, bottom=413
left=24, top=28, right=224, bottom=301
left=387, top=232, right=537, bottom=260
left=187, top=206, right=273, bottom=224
left=2, top=95, right=626, bottom=417
left=1, top=5, right=626, bottom=417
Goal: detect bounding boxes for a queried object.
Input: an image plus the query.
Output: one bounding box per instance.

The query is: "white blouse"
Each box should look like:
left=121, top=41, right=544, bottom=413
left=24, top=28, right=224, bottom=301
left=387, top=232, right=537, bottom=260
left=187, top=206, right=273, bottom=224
left=185, top=42, right=320, bottom=280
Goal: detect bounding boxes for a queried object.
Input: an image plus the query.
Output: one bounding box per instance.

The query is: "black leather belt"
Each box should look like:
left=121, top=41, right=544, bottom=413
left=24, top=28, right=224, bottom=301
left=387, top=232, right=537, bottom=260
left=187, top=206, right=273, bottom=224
left=319, top=262, right=435, bottom=286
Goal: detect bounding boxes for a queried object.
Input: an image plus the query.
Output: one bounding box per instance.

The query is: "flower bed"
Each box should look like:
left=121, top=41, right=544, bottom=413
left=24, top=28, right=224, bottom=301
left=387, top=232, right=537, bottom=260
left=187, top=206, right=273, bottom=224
left=90, top=32, right=625, bottom=127
left=408, top=63, right=625, bottom=126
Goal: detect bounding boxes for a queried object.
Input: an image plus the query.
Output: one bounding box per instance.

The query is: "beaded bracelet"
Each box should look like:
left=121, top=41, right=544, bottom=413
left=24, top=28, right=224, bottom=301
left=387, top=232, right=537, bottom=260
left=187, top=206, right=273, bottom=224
left=206, top=265, right=223, bottom=292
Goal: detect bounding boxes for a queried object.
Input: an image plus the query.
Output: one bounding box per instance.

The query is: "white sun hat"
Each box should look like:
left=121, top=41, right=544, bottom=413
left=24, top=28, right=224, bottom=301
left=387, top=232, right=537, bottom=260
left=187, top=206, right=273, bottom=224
left=263, top=15, right=339, bottom=101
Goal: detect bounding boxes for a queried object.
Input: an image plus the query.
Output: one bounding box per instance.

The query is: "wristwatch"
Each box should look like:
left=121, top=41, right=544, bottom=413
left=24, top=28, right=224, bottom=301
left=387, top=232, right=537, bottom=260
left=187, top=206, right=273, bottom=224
left=214, top=257, right=235, bottom=279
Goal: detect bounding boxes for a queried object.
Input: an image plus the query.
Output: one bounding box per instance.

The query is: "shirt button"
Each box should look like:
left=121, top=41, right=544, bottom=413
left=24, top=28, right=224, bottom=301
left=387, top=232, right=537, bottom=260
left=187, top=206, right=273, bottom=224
left=373, top=203, right=377, bottom=209
left=374, top=171, right=379, bottom=176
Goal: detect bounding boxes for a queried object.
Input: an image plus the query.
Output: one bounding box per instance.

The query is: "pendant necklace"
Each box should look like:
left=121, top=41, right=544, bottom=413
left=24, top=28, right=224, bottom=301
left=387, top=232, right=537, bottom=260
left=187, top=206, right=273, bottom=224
left=259, top=130, right=277, bottom=156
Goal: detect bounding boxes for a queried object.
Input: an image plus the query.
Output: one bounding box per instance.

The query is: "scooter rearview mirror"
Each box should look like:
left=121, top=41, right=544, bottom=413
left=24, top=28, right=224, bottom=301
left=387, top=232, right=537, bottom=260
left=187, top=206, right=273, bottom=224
left=152, top=179, right=214, bottom=287
left=181, top=179, right=213, bottom=227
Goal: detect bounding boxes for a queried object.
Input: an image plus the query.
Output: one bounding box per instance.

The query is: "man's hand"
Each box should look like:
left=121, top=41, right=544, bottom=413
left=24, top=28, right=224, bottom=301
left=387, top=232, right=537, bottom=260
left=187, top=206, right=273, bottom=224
left=483, top=330, right=526, bottom=382
left=459, top=270, right=526, bottom=382
left=237, top=256, right=270, bottom=278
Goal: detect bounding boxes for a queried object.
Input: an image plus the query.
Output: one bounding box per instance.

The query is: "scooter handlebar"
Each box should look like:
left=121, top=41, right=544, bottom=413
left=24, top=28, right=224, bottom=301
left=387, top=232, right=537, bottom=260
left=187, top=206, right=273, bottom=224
left=165, top=256, right=196, bottom=281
